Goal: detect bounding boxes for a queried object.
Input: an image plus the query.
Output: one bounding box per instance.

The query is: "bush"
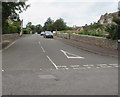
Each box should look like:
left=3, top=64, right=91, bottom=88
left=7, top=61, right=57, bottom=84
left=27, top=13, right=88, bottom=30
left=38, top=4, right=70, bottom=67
left=105, top=24, right=118, bottom=40
left=78, top=31, right=105, bottom=37
left=8, top=24, right=18, bottom=33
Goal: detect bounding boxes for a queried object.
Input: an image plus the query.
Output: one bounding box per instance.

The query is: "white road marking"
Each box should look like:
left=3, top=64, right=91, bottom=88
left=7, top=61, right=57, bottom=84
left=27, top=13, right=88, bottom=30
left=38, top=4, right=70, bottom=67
left=46, top=56, right=58, bottom=69
left=107, top=66, right=112, bottom=68
left=97, top=64, right=107, bottom=66
left=39, top=41, right=45, bottom=52
left=109, top=64, right=118, bottom=66
left=4, top=41, right=16, bottom=50
left=83, top=65, right=89, bottom=67
left=114, top=66, right=119, bottom=67
left=61, top=50, right=84, bottom=59
left=2, top=70, right=4, bottom=72
left=89, top=65, right=94, bottom=66
left=40, top=68, right=42, bottom=70
left=70, top=65, right=79, bottom=67
left=57, top=66, right=67, bottom=68
left=65, top=68, right=69, bottom=70
left=87, top=67, right=91, bottom=68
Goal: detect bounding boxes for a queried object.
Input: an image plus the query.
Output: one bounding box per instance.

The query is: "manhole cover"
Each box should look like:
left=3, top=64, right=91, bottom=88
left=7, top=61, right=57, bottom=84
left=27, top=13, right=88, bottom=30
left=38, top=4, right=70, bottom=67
left=38, top=75, right=56, bottom=79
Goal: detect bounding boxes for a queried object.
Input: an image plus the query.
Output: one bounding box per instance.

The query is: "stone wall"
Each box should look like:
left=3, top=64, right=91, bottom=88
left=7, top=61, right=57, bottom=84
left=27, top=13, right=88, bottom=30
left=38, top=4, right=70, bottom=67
left=2, top=34, right=19, bottom=41
left=1, top=34, right=20, bottom=49
left=56, top=32, right=117, bottom=50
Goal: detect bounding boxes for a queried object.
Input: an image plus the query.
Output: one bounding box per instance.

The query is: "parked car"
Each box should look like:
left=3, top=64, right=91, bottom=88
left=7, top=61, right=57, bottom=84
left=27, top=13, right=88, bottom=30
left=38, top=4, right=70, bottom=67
left=43, top=31, right=54, bottom=38
left=40, top=32, right=45, bottom=36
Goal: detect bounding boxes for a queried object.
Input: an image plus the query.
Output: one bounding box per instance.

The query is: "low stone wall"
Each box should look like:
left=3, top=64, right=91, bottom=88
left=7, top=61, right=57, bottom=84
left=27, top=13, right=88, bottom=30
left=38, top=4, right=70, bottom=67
left=2, top=34, right=19, bottom=41
left=1, top=34, right=20, bottom=49
left=56, top=32, right=117, bottom=50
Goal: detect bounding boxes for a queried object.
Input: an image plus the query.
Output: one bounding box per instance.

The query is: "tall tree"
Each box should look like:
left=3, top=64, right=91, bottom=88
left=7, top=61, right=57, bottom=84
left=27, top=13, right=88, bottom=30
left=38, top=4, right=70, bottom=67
left=43, top=17, right=54, bottom=31
left=2, top=1, right=30, bottom=34
left=53, top=18, right=66, bottom=31
left=35, top=24, right=43, bottom=34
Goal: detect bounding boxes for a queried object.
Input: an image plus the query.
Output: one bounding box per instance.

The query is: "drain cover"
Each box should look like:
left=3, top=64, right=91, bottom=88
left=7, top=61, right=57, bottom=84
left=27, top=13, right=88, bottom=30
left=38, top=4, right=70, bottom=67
left=38, top=75, right=56, bottom=79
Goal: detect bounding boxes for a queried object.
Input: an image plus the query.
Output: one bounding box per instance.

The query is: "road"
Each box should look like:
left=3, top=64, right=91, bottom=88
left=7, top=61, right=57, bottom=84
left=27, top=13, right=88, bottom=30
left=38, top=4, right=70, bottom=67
left=2, top=34, right=118, bottom=95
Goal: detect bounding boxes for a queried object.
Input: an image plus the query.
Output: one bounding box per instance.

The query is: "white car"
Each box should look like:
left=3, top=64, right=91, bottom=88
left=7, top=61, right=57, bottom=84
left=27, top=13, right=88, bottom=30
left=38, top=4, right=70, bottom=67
left=40, top=32, right=45, bottom=36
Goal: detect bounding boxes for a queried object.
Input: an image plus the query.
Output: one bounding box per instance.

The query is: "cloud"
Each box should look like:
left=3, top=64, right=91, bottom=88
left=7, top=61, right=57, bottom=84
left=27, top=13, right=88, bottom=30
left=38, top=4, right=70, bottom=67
left=20, top=0, right=119, bottom=27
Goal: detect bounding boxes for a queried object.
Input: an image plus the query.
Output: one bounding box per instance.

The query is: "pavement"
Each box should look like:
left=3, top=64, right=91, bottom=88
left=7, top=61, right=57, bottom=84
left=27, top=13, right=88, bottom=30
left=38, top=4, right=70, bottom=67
left=2, top=34, right=118, bottom=95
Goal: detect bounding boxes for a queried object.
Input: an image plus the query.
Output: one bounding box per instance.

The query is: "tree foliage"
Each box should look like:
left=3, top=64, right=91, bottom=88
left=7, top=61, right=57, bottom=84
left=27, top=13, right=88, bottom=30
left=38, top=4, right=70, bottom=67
left=35, top=24, right=42, bottom=34
left=53, top=18, right=67, bottom=31
left=43, top=17, right=54, bottom=31
left=2, top=1, right=29, bottom=34
left=106, top=11, right=120, bottom=40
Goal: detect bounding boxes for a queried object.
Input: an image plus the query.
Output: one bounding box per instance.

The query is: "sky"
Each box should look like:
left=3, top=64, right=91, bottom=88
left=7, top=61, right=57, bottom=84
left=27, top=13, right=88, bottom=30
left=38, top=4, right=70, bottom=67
left=20, top=0, right=119, bottom=27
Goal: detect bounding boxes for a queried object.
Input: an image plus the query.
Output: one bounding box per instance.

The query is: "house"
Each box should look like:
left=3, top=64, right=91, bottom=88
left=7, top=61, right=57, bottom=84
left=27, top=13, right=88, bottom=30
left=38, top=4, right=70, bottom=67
left=98, top=12, right=118, bottom=25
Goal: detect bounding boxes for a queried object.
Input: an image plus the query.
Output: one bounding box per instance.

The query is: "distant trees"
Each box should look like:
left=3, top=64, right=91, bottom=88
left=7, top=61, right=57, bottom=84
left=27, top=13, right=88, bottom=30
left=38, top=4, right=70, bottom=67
left=35, top=24, right=43, bottom=34
left=25, top=22, right=36, bottom=34
left=43, top=17, right=54, bottom=31
left=42, top=17, right=70, bottom=32
left=24, top=17, right=73, bottom=34
left=53, top=18, right=67, bottom=31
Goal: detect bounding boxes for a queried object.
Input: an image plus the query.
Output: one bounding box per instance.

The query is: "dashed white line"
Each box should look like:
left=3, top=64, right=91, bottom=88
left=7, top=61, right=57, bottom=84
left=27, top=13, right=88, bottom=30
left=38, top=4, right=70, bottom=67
left=83, top=65, right=89, bottom=67
left=87, top=67, right=91, bottom=68
left=65, top=68, right=69, bottom=70
left=70, top=65, right=79, bottom=67
left=39, top=41, right=45, bottom=53
left=109, top=64, right=118, bottom=66
left=46, top=56, right=58, bottom=69
left=41, top=46, right=45, bottom=53
left=2, top=70, right=4, bottom=72
left=57, top=66, right=67, bottom=68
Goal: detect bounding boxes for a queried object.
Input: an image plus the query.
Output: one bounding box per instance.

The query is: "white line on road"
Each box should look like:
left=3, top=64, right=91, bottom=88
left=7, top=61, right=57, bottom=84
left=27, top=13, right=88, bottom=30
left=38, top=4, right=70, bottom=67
left=57, top=66, right=67, bottom=68
left=46, top=55, right=58, bottom=69
left=109, top=64, right=118, bottom=66
left=39, top=41, right=45, bottom=53
left=70, top=65, right=79, bottom=67
left=3, top=41, right=16, bottom=51
left=2, top=70, right=4, bottom=72
left=61, top=49, right=84, bottom=59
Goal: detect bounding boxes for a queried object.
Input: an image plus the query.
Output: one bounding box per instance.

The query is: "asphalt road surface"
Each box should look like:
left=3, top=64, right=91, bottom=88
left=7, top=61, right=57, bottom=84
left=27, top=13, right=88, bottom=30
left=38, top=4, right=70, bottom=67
left=2, top=34, right=118, bottom=95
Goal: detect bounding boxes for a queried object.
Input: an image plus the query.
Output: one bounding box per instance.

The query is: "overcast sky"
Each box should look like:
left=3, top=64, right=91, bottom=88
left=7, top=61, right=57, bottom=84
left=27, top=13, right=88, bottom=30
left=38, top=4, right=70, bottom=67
left=20, top=0, right=119, bottom=27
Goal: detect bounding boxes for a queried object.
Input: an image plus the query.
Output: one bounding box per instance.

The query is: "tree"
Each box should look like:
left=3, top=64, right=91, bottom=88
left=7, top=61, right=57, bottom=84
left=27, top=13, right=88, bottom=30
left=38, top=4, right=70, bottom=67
left=53, top=18, right=66, bottom=31
left=2, top=1, right=30, bottom=34
left=106, top=12, right=120, bottom=40
left=26, top=22, right=32, bottom=28
left=35, top=24, right=43, bottom=34
left=26, top=22, right=36, bottom=34
left=43, top=17, right=54, bottom=31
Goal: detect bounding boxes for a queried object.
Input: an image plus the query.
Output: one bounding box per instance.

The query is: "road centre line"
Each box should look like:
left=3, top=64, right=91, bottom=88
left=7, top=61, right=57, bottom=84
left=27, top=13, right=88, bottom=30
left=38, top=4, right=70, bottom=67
left=46, top=55, right=58, bottom=69
left=39, top=41, right=45, bottom=52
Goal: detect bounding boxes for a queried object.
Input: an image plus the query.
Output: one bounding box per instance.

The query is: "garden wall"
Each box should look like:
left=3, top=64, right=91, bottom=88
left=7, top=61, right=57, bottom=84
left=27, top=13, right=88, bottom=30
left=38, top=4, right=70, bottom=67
left=56, top=32, right=117, bottom=50
left=1, top=34, right=20, bottom=49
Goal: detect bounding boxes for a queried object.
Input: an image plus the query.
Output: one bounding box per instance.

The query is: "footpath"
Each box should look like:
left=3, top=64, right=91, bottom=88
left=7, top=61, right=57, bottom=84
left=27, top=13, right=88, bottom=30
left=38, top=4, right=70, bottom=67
left=55, top=37, right=118, bottom=57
